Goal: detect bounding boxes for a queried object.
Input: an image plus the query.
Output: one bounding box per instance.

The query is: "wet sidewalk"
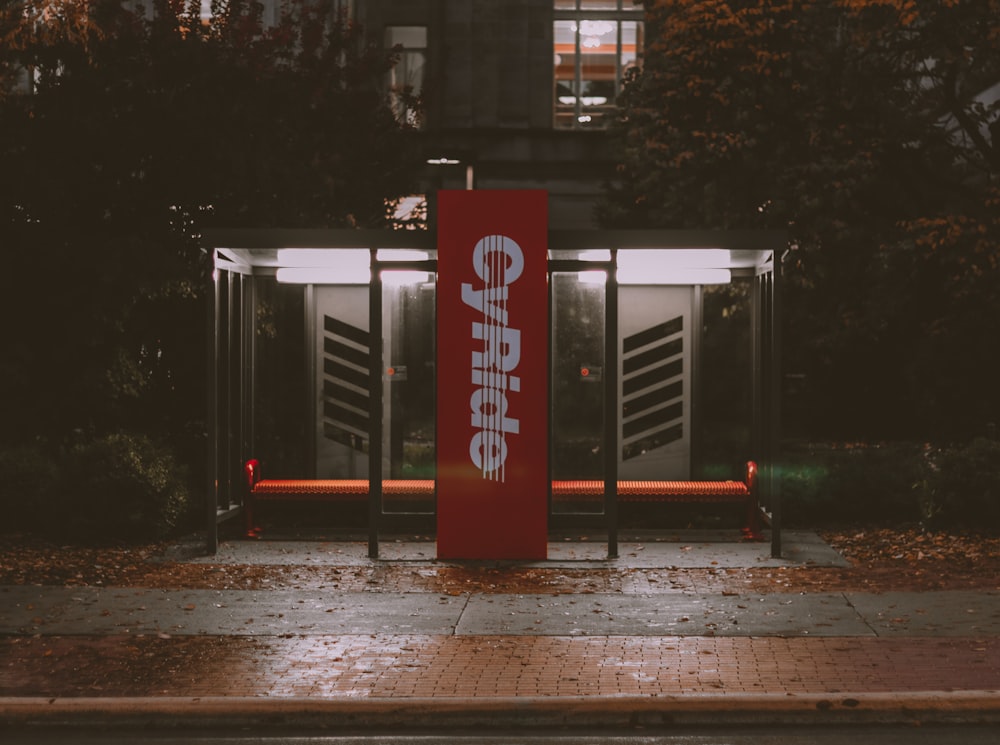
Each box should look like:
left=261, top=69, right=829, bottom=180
left=2, top=532, right=999, bottom=728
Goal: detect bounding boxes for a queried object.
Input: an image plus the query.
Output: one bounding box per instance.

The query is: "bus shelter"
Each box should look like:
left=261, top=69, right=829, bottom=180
left=205, top=223, right=784, bottom=559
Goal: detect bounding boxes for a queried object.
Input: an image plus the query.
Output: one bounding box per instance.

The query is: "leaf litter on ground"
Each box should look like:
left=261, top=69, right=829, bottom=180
left=1, top=527, right=998, bottom=594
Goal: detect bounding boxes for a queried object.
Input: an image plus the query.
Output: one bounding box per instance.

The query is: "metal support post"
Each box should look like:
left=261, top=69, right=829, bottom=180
left=605, top=250, right=619, bottom=559
left=368, top=251, right=383, bottom=559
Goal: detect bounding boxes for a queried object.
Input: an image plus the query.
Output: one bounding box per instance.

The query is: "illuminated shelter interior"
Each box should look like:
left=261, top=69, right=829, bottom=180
left=205, top=229, right=784, bottom=558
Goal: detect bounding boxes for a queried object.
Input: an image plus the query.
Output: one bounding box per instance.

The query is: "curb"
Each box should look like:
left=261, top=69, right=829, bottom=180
left=3, top=691, right=1000, bottom=730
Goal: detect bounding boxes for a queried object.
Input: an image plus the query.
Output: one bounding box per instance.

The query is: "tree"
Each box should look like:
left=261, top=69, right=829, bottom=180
left=602, top=0, right=1000, bottom=439
left=0, top=1, right=421, bottom=449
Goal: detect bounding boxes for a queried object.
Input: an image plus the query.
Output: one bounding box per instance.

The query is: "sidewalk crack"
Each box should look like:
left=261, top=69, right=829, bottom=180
left=452, top=593, right=472, bottom=636
left=842, top=592, right=880, bottom=637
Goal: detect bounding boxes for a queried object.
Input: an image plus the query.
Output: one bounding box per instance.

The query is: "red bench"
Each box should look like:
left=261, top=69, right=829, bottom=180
left=551, top=460, right=761, bottom=538
left=243, top=459, right=434, bottom=535
left=244, top=459, right=762, bottom=539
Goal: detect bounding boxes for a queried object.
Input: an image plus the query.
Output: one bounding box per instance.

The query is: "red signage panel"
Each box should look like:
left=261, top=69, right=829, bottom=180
left=436, top=190, right=548, bottom=559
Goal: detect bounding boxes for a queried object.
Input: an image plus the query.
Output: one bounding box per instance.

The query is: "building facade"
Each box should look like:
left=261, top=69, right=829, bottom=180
left=11, top=0, right=639, bottom=226
left=352, top=0, right=644, bottom=228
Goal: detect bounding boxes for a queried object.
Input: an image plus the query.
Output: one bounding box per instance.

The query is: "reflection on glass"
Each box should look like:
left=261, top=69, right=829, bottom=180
left=621, top=20, right=641, bottom=70
left=386, top=26, right=426, bottom=126
left=254, top=278, right=308, bottom=477
left=381, top=275, right=436, bottom=514
left=551, top=272, right=605, bottom=515
left=700, top=279, right=753, bottom=479
left=580, top=14, right=615, bottom=123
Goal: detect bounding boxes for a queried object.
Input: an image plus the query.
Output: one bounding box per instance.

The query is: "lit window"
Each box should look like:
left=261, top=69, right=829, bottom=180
left=386, top=26, right=426, bottom=127
left=554, top=1, right=643, bottom=129
left=386, top=194, right=428, bottom=230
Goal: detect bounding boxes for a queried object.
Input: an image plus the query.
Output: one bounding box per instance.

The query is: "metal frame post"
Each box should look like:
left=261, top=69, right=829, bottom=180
left=752, top=260, right=782, bottom=558
left=368, top=250, right=383, bottom=559
left=206, top=263, right=221, bottom=554
left=690, top=284, right=704, bottom=478
left=245, top=274, right=257, bottom=466
left=768, top=262, right=783, bottom=559
left=221, top=272, right=233, bottom=517
left=304, top=285, right=317, bottom=477
left=605, top=250, right=619, bottom=559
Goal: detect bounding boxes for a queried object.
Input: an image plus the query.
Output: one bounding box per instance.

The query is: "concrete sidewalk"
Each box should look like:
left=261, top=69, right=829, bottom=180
left=2, top=532, right=999, bottom=729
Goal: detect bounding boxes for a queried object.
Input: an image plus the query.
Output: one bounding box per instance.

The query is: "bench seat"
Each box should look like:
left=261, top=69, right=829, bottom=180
left=551, top=479, right=749, bottom=502
left=249, top=478, right=435, bottom=498
left=244, top=460, right=762, bottom=539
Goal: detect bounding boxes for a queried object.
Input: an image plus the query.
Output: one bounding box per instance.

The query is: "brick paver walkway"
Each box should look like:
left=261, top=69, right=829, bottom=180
left=3, top=634, right=999, bottom=699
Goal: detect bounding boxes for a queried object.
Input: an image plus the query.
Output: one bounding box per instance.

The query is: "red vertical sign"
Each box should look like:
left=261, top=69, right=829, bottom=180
left=437, top=190, right=548, bottom=559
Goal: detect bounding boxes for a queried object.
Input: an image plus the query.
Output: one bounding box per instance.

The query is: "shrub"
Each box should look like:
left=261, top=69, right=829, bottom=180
left=922, top=437, right=1000, bottom=530
left=779, top=442, right=925, bottom=527
left=0, top=444, right=60, bottom=530
left=57, top=432, right=191, bottom=543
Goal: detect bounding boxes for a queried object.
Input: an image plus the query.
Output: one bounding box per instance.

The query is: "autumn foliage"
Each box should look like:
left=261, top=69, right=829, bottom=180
left=604, top=0, right=1000, bottom=440
left=0, top=1, right=420, bottom=540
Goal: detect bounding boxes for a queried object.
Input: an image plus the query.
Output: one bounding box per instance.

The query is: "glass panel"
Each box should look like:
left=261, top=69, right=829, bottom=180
left=553, top=20, right=578, bottom=129
left=700, top=279, right=753, bottom=479
left=315, top=284, right=370, bottom=481
left=548, top=249, right=612, bottom=261
left=255, top=278, right=308, bottom=477
left=386, top=26, right=427, bottom=47
left=579, top=19, right=617, bottom=127
left=554, top=0, right=643, bottom=130
left=551, top=272, right=606, bottom=515
left=386, top=26, right=426, bottom=126
left=381, top=272, right=436, bottom=514
left=621, top=20, right=641, bottom=71
left=554, top=0, right=579, bottom=9
left=619, top=286, right=692, bottom=479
